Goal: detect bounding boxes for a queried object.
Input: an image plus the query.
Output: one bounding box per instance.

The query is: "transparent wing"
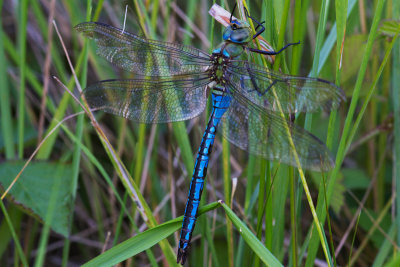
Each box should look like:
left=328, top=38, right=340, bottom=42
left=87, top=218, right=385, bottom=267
left=226, top=60, right=345, bottom=113
left=84, top=74, right=210, bottom=123
left=75, top=22, right=212, bottom=76
left=221, top=82, right=334, bottom=171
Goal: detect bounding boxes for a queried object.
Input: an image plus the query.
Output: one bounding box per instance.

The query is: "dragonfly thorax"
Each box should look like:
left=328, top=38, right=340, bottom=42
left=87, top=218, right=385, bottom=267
left=208, top=53, right=229, bottom=84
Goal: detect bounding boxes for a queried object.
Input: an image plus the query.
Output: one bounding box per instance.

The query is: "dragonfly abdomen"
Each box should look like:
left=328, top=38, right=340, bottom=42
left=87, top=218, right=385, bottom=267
left=177, top=87, right=231, bottom=264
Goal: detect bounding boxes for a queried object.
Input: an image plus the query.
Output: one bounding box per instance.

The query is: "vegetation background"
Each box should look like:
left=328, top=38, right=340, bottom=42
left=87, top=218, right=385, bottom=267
left=0, top=0, right=399, bottom=266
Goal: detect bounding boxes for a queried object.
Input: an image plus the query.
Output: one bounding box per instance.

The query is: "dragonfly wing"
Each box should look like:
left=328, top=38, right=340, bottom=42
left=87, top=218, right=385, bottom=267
left=84, top=74, right=210, bottom=123
left=226, top=60, right=345, bottom=113
left=75, top=22, right=211, bottom=76
left=220, top=83, right=334, bottom=171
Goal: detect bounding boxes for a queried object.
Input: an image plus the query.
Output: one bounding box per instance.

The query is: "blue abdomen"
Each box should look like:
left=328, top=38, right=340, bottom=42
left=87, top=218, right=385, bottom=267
left=177, top=87, right=231, bottom=264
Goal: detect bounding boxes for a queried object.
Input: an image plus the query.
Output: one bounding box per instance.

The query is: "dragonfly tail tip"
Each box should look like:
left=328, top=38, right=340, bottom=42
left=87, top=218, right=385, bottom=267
left=177, top=248, right=188, bottom=265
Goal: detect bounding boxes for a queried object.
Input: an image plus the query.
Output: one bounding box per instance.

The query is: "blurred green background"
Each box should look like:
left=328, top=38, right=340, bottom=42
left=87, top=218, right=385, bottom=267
left=0, top=0, right=399, bottom=266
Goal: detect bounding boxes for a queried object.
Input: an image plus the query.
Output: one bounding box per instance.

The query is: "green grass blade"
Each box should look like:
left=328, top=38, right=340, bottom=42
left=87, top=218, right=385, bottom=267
left=223, top=136, right=234, bottom=266
left=220, top=201, right=283, bottom=267
left=372, top=223, right=397, bottom=267
left=17, top=0, right=28, bottom=158
left=0, top=0, right=14, bottom=159
left=34, top=165, right=66, bottom=267
left=0, top=201, right=28, bottom=267
left=82, top=219, right=182, bottom=267
left=384, top=254, right=400, bottom=267
left=392, top=0, right=400, bottom=247
left=312, top=0, right=357, bottom=76
left=290, top=0, right=302, bottom=75
left=307, top=0, right=387, bottom=264
left=345, top=33, right=399, bottom=153
left=82, top=202, right=218, bottom=266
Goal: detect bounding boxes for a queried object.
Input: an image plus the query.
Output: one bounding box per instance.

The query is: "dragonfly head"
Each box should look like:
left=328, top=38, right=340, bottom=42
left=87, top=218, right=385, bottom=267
left=223, top=19, right=252, bottom=44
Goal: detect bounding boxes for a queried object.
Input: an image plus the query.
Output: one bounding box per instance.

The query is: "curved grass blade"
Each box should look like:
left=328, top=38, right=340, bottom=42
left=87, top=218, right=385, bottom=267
left=220, top=201, right=282, bottom=267
left=82, top=202, right=219, bottom=267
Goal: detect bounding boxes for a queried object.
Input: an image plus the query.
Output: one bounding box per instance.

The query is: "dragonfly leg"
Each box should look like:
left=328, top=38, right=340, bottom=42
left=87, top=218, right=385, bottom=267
left=255, top=21, right=266, bottom=31
left=243, top=7, right=266, bottom=39
left=230, top=3, right=237, bottom=23
left=248, top=41, right=300, bottom=55
left=242, top=61, right=281, bottom=98
left=261, top=79, right=279, bottom=95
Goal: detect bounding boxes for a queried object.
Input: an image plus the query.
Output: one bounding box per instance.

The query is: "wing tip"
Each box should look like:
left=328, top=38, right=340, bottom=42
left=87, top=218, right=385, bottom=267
left=316, top=77, right=347, bottom=107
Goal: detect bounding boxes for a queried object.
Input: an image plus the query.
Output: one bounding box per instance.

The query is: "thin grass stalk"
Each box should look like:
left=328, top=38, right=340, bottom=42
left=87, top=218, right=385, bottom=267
left=327, top=0, right=347, bottom=149
left=2, top=2, right=87, bottom=159
left=327, top=0, right=348, bottom=265
left=236, top=154, right=256, bottom=266
left=376, top=0, right=392, bottom=211
left=255, top=159, right=267, bottom=267
left=76, top=7, right=113, bottom=244
left=349, top=196, right=394, bottom=266
left=246, top=2, right=274, bottom=264
left=128, top=3, right=176, bottom=264
left=61, top=2, right=91, bottom=265
left=0, top=0, right=14, bottom=159
left=271, top=167, right=290, bottom=260
left=200, top=2, right=219, bottom=264
left=30, top=0, right=68, bottom=82
left=392, top=0, right=400, bottom=247
left=55, top=20, right=179, bottom=265
left=291, top=0, right=302, bottom=75
left=348, top=211, right=361, bottom=266
left=182, top=0, right=197, bottom=45
left=58, top=112, right=161, bottom=264
left=61, top=57, right=85, bottom=267
left=307, top=0, right=387, bottom=263
left=0, top=201, right=28, bottom=266
left=371, top=224, right=397, bottom=267
left=150, top=0, right=160, bottom=30
left=17, top=0, right=28, bottom=158
left=283, top=0, right=333, bottom=264
left=267, top=0, right=292, bottom=260
left=309, top=0, right=331, bottom=78
left=220, top=201, right=283, bottom=266
left=271, top=0, right=290, bottom=71
left=304, top=0, right=331, bottom=150
left=34, top=166, right=64, bottom=267
left=279, top=0, right=334, bottom=263
left=322, top=173, right=337, bottom=266
left=223, top=136, right=234, bottom=267
left=134, top=1, right=199, bottom=264
left=37, top=0, right=56, bottom=143
left=138, top=0, right=195, bottom=173
left=130, top=0, right=148, bottom=189
left=222, top=0, right=234, bottom=256
left=265, top=162, right=272, bottom=250
left=92, top=0, right=104, bottom=21
left=243, top=0, right=331, bottom=265
left=133, top=124, right=147, bottom=184
left=2, top=34, right=49, bottom=109
left=61, top=239, right=70, bottom=267
left=58, top=119, right=134, bottom=223
left=202, top=212, right=220, bottom=267
left=270, top=1, right=292, bottom=264
left=248, top=2, right=272, bottom=267
left=345, top=33, right=399, bottom=153
left=113, top=192, right=129, bottom=247
left=35, top=34, right=89, bottom=159
left=289, top=166, right=297, bottom=267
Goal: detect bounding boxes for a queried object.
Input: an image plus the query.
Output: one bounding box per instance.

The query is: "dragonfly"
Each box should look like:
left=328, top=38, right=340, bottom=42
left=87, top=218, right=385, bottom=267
left=75, top=6, right=345, bottom=265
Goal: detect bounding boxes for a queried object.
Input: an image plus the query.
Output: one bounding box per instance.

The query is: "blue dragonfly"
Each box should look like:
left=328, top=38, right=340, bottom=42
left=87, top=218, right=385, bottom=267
left=75, top=6, right=345, bottom=265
